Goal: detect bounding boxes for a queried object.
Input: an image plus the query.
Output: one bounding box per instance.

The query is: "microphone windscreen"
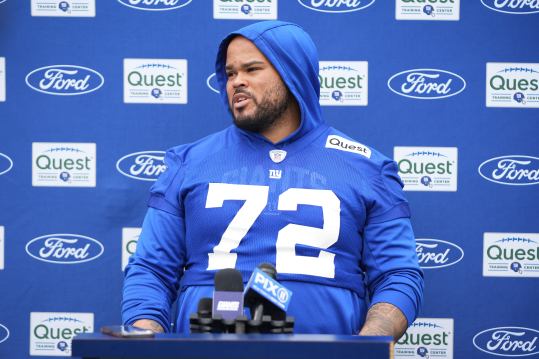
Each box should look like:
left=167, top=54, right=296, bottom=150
left=258, top=263, right=277, bottom=279
left=197, top=297, right=213, bottom=317
left=214, top=268, right=244, bottom=292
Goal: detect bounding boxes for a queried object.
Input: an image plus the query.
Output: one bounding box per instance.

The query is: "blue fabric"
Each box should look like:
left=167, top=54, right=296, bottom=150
left=122, top=21, right=424, bottom=334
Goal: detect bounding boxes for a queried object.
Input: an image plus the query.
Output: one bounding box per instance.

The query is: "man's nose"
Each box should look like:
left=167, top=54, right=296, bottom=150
left=231, top=71, right=248, bottom=88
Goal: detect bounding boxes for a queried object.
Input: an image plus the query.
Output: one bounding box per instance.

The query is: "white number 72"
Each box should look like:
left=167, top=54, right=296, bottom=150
left=206, top=183, right=340, bottom=278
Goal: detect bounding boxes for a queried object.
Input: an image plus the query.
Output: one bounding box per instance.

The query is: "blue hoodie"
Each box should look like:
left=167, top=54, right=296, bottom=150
left=122, top=21, right=424, bottom=334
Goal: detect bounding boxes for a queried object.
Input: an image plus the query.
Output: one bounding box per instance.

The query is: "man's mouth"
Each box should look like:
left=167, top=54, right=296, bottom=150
left=233, top=93, right=252, bottom=109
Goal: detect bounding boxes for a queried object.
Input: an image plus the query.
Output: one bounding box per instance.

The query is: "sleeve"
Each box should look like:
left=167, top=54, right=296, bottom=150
left=121, top=150, right=186, bottom=332
left=361, top=161, right=424, bottom=326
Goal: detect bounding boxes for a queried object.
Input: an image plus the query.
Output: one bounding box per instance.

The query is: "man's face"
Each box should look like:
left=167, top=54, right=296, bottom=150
left=225, top=36, right=293, bottom=133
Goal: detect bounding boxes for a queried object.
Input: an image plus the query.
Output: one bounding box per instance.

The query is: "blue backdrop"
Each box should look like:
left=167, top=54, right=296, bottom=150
left=1, top=1, right=538, bottom=358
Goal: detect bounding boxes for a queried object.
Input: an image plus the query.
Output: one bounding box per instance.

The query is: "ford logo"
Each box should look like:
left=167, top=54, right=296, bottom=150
left=0, top=153, right=13, bottom=176
left=298, top=0, right=376, bottom=13
left=387, top=69, right=466, bottom=100
left=117, top=0, right=193, bottom=11
left=481, top=0, right=539, bottom=14
left=25, top=65, right=104, bottom=96
left=207, top=73, right=220, bottom=94
left=0, top=323, right=9, bottom=344
left=473, top=327, right=539, bottom=356
left=478, top=155, right=539, bottom=186
left=25, top=234, right=104, bottom=264
left=116, top=151, right=166, bottom=181
left=416, top=239, right=464, bottom=269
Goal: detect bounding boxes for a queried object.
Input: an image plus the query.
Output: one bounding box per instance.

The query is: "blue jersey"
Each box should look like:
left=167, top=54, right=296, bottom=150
left=122, top=21, right=423, bottom=334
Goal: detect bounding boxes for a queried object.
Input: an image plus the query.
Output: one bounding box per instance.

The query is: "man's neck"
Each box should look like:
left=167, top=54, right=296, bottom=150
left=260, top=101, right=300, bottom=144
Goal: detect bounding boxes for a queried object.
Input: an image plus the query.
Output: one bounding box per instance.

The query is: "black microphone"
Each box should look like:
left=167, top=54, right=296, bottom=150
left=197, top=297, right=213, bottom=318
left=244, top=263, right=292, bottom=323
left=212, top=268, right=245, bottom=321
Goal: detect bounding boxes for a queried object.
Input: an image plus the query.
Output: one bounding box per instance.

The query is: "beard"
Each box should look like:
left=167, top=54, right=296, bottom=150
left=231, top=83, right=294, bottom=134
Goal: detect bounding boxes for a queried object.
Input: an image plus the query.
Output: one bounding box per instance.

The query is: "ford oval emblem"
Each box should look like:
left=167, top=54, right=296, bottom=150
left=478, top=155, right=539, bottom=186
left=297, top=0, right=376, bottom=13
left=117, top=0, right=193, bottom=11
left=116, top=151, right=166, bottom=181
left=481, top=0, right=539, bottom=14
left=25, top=234, right=104, bottom=264
left=388, top=69, right=466, bottom=100
left=473, top=327, right=539, bottom=356
left=25, top=65, right=104, bottom=96
left=416, top=239, right=464, bottom=269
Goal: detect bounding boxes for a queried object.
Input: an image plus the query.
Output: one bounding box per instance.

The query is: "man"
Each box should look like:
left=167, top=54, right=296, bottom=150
left=122, top=21, right=424, bottom=338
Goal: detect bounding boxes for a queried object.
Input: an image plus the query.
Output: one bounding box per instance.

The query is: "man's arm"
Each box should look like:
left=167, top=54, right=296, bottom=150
left=358, top=302, right=408, bottom=340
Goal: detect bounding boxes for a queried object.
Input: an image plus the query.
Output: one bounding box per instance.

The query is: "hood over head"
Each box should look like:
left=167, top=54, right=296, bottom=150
left=215, top=21, right=323, bottom=144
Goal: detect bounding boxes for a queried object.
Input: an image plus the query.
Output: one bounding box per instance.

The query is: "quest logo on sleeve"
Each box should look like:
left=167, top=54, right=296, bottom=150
left=30, top=312, right=93, bottom=356
left=31, top=0, right=95, bottom=17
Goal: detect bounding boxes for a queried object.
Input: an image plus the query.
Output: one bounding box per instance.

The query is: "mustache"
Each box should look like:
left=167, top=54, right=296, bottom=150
left=233, top=88, right=254, bottom=98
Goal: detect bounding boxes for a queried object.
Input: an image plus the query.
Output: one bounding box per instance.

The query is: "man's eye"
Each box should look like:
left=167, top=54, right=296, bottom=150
left=226, top=72, right=234, bottom=78
left=247, top=67, right=260, bottom=72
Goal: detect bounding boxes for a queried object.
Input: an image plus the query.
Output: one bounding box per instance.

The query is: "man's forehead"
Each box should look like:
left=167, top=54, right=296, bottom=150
left=225, top=36, right=268, bottom=65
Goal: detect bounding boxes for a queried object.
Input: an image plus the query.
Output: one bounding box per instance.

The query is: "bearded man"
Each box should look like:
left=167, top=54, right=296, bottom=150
left=122, top=21, right=424, bottom=338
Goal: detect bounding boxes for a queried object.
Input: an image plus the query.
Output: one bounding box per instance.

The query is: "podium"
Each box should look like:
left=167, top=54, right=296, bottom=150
left=72, top=333, right=393, bottom=359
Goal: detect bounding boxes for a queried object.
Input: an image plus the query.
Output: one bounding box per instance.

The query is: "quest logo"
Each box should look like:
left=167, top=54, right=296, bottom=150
left=298, top=0, right=376, bottom=13
left=32, top=142, right=96, bottom=187
left=486, top=63, right=539, bottom=108
left=394, top=147, right=458, bottom=192
left=30, top=312, right=93, bottom=356
left=478, top=155, right=539, bottom=186
left=25, top=65, right=104, bottom=96
left=416, top=239, right=464, bottom=269
left=388, top=69, right=466, bottom=99
left=395, top=318, right=454, bottom=359
left=116, top=151, right=166, bottom=181
left=473, top=327, right=539, bottom=357
left=0, top=153, right=13, bottom=176
left=319, top=61, right=368, bottom=106
left=483, top=232, right=539, bottom=278
left=396, top=0, right=460, bottom=21
left=31, top=0, right=96, bottom=17
left=117, top=0, right=192, bottom=11
left=0, top=323, right=9, bottom=344
left=481, top=0, right=539, bottom=14
left=25, top=234, right=104, bottom=264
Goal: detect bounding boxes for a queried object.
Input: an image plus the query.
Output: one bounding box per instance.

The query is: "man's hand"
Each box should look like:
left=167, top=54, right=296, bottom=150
left=132, top=319, right=165, bottom=333
left=358, top=302, right=408, bottom=341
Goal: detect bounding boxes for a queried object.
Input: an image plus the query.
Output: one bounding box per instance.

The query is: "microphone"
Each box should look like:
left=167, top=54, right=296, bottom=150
left=244, top=263, right=293, bottom=323
left=212, top=268, right=245, bottom=321
left=190, top=297, right=213, bottom=333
